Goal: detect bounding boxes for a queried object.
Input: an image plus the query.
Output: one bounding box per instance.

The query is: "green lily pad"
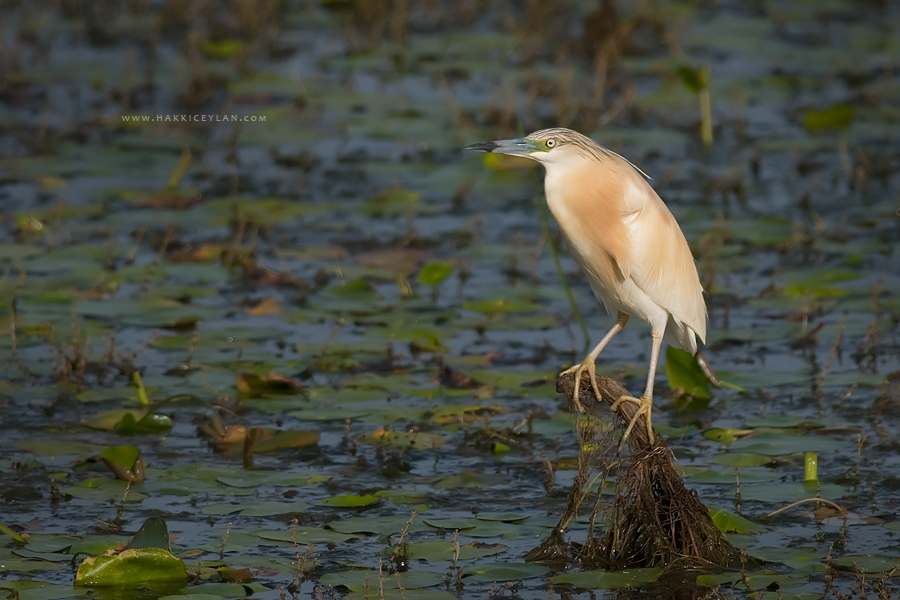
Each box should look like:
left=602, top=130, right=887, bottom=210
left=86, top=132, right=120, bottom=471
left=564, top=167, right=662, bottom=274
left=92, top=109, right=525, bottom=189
left=728, top=429, right=850, bottom=455
left=74, top=547, right=188, bottom=587
left=406, top=541, right=508, bottom=561
left=418, top=261, right=455, bottom=287
left=464, top=562, right=550, bottom=583
left=129, top=517, right=171, bottom=550
left=319, top=494, right=379, bottom=508
left=201, top=500, right=309, bottom=517
left=257, top=528, right=357, bottom=545
left=0, top=581, right=90, bottom=600
left=709, top=453, right=774, bottom=468
left=708, top=507, right=767, bottom=534
left=551, top=567, right=663, bottom=589
left=738, top=481, right=847, bottom=503
left=665, top=347, right=712, bottom=400
left=434, top=470, right=508, bottom=489
left=320, top=569, right=443, bottom=591
left=830, top=554, right=900, bottom=574
left=15, top=439, right=102, bottom=457
left=99, top=445, right=144, bottom=483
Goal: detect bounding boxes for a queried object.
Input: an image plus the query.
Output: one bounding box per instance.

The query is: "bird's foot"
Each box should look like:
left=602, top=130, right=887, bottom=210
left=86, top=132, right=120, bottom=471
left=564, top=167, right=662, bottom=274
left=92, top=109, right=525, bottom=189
left=559, top=360, right=603, bottom=414
left=609, top=394, right=655, bottom=447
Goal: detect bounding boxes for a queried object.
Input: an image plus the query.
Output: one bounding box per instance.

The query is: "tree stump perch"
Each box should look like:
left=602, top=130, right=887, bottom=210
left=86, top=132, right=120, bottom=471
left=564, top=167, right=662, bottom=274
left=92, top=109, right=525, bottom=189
left=526, top=370, right=745, bottom=571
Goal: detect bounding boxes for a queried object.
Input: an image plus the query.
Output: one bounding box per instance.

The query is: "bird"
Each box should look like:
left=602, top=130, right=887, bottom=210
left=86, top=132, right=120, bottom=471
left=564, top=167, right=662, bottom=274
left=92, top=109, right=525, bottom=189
left=465, top=128, right=706, bottom=445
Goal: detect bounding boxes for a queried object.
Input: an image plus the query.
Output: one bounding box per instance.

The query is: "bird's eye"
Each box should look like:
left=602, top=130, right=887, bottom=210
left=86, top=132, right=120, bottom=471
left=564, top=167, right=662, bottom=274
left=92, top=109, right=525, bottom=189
left=546, top=139, right=557, bottom=148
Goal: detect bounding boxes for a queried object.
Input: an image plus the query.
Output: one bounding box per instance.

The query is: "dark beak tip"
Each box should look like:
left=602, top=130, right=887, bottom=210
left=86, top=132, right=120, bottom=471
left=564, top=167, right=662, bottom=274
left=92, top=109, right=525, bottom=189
left=464, top=141, right=497, bottom=152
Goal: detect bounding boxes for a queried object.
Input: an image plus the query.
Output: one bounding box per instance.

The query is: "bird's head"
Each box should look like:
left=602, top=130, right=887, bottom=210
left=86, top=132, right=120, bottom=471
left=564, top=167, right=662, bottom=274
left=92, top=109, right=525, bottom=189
left=464, top=127, right=593, bottom=167
left=465, top=127, right=650, bottom=179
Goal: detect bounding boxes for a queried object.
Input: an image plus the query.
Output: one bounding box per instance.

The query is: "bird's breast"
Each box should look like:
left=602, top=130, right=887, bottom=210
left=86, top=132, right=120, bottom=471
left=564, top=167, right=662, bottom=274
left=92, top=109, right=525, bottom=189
left=543, top=166, right=632, bottom=304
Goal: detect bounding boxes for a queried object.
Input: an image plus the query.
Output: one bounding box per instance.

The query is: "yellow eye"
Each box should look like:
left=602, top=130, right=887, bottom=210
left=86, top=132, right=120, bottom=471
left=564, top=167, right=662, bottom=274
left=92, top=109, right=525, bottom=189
left=546, top=139, right=557, bottom=148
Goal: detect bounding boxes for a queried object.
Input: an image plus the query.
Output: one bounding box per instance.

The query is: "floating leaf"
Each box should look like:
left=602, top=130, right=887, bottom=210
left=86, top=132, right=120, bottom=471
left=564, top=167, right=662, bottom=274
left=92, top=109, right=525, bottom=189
left=16, top=439, right=101, bottom=457
left=257, top=528, right=356, bottom=545
left=677, top=64, right=709, bottom=93
left=249, top=429, right=320, bottom=453
left=434, top=470, right=508, bottom=489
left=320, top=569, right=443, bottom=591
left=803, top=104, right=853, bottom=131
left=319, top=494, right=379, bottom=508
left=551, top=567, right=663, bottom=589
left=74, top=547, right=187, bottom=587
left=464, top=562, right=550, bottom=583
left=406, top=541, right=507, bottom=561
left=115, top=411, right=173, bottom=435
left=418, top=261, right=455, bottom=287
left=129, top=517, right=171, bottom=550
left=708, top=507, right=766, bottom=534
left=708, top=453, right=773, bottom=468
left=665, top=347, right=712, bottom=400
left=327, top=515, right=428, bottom=535
left=237, top=372, right=305, bottom=396
left=366, top=429, right=446, bottom=449
left=99, top=446, right=144, bottom=483
left=422, top=517, right=480, bottom=531
left=201, top=500, right=309, bottom=517
left=728, top=429, right=850, bottom=455
left=200, top=39, right=246, bottom=60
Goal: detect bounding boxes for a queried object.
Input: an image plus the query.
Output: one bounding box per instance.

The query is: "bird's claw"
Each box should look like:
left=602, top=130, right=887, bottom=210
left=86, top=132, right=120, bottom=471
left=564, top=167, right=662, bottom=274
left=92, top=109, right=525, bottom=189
left=610, top=394, right=655, bottom=447
left=560, top=360, right=603, bottom=414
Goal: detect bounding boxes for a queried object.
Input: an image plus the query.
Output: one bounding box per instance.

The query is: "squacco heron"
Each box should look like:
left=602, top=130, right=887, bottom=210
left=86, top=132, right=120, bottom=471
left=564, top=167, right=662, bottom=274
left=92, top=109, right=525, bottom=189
left=465, top=128, right=706, bottom=444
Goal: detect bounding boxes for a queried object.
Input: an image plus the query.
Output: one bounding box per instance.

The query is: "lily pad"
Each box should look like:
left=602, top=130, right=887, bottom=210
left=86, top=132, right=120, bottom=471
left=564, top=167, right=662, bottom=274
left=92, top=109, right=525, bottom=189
left=74, top=547, right=188, bottom=587
left=551, top=567, right=663, bottom=589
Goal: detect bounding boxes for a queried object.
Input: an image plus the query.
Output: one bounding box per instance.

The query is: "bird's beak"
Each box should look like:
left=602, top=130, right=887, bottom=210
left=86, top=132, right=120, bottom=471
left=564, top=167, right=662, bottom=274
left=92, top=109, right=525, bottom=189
left=464, top=138, right=535, bottom=156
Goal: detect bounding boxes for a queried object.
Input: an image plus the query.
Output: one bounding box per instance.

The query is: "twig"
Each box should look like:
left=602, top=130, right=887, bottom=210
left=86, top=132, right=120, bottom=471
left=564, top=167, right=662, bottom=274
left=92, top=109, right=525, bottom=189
left=765, top=497, right=846, bottom=518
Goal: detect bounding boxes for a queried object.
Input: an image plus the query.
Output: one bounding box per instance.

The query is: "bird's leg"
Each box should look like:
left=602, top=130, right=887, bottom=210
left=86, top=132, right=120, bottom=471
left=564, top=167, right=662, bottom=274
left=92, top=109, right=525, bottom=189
left=610, top=330, right=663, bottom=446
left=560, top=312, right=629, bottom=413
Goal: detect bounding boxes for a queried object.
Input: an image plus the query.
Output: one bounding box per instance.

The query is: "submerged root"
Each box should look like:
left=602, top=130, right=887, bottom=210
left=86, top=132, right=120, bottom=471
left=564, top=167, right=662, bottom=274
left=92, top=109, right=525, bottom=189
left=528, top=370, right=745, bottom=571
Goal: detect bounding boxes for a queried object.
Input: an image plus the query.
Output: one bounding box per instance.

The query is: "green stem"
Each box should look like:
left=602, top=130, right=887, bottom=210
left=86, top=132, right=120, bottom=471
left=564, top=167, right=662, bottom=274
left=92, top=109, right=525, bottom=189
left=0, top=520, right=26, bottom=542
left=699, top=88, right=713, bottom=147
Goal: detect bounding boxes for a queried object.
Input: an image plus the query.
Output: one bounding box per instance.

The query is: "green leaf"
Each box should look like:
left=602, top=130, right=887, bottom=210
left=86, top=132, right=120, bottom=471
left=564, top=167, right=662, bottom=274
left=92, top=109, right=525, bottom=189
left=464, top=562, right=550, bottom=583
left=201, top=500, right=308, bottom=517
left=708, top=507, right=766, bottom=534
left=15, top=439, right=101, bottom=456
left=728, top=429, right=850, bottom=455
left=709, top=452, right=773, bottom=468
left=74, top=547, right=188, bottom=587
left=129, top=517, right=171, bottom=550
left=327, top=515, right=428, bottom=535
left=829, top=555, right=900, bottom=574
left=320, top=569, right=443, bottom=591
left=319, top=494, right=379, bottom=508
left=250, top=429, right=320, bottom=453
left=257, top=527, right=356, bottom=545
left=803, top=104, right=853, bottom=131
left=99, top=445, right=144, bottom=483
left=0, top=520, right=26, bottom=542
left=665, top=347, right=712, bottom=400
left=677, top=65, right=708, bottom=93
left=0, top=581, right=90, bottom=600
left=551, top=567, right=663, bottom=589
left=418, top=261, right=454, bottom=287
left=406, top=541, right=507, bottom=561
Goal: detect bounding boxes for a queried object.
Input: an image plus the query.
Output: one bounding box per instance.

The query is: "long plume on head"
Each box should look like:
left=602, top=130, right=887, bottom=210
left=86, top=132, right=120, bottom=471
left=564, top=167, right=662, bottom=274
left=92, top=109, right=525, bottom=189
left=526, top=128, right=652, bottom=180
